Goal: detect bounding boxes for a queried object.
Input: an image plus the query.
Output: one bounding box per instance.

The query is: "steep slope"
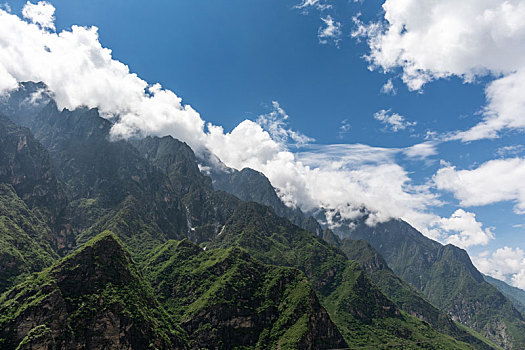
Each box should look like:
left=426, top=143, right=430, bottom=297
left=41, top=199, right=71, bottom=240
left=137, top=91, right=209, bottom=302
left=337, top=238, right=497, bottom=349
left=144, top=239, right=347, bottom=349
left=0, top=82, right=504, bottom=348
left=0, top=184, right=57, bottom=293
left=0, top=114, right=65, bottom=233
left=207, top=202, right=475, bottom=349
left=0, top=81, right=54, bottom=127
left=203, top=160, right=499, bottom=348
left=484, top=275, right=525, bottom=316
left=342, top=218, right=525, bottom=349
left=206, top=161, right=323, bottom=235
left=131, top=136, right=242, bottom=243
left=1, top=84, right=191, bottom=256
left=0, top=115, right=63, bottom=292
left=0, top=231, right=188, bottom=349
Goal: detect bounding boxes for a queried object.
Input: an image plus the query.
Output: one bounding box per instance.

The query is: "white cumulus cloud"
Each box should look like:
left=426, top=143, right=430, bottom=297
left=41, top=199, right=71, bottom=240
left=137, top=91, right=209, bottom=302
left=0, top=2, right=207, bottom=150
left=474, top=246, right=525, bottom=290
left=22, top=1, right=55, bottom=30
left=438, top=209, right=494, bottom=248
left=0, top=2, right=456, bottom=241
left=434, top=158, right=525, bottom=214
left=354, top=0, right=525, bottom=141
left=374, top=109, right=416, bottom=132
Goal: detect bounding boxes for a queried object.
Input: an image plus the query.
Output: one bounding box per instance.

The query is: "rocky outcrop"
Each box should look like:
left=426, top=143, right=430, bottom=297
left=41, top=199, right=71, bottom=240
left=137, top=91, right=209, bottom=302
left=0, top=114, right=65, bottom=229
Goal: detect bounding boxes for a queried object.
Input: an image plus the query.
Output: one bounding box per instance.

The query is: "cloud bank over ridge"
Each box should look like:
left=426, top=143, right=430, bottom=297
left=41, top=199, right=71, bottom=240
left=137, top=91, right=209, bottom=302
left=0, top=2, right=506, bottom=261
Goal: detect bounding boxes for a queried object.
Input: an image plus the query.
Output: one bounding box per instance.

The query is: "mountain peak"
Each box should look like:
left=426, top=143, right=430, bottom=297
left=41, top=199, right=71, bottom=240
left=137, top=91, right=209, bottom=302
left=0, top=230, right=188, bottom=349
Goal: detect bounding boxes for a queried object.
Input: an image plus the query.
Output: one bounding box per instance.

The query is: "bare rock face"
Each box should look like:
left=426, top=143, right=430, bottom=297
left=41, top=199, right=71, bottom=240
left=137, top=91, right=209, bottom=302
left=0, top=114, right=66, bottom=229
left=0, top=232, right=188, bottom=350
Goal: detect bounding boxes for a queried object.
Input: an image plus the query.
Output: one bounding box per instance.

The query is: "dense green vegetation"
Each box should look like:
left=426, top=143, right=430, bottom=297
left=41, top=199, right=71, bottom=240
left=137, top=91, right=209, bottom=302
left=0, top=184, right=57, bottom=292
left=336, top=238, right=498, bottom=349
left=143, top=239, right=347, bottom=349
left=0, top=82, right=515, bottom=349
left=0, top=231, right=188, bottom=349
left=207, top=202, right=478, bottom=349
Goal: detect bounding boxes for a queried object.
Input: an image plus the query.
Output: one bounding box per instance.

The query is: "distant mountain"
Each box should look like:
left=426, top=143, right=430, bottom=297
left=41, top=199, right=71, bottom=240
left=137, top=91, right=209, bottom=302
left=201, top=148, right=523, bottom=349
left=131, top=136, right=242, bottom=244
left=205, top=201, right=480, bottom=348
left=333, top=237, right=497, bottom=349
left=484, top=275, right=525, bottom=316
left=338, top=217, right=525, bottom=349
left=205, top=161, right=323, bottom=236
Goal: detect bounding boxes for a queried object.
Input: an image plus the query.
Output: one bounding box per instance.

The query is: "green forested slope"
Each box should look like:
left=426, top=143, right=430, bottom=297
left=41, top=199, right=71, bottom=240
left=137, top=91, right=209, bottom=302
left=143, top=239, right=347, bottom=349
left=0, top=231, right=188, bottom=349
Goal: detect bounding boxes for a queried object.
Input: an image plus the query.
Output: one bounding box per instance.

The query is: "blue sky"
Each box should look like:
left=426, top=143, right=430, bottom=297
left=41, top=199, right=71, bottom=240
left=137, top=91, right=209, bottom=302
left=2, top=0, right=524, bottom=287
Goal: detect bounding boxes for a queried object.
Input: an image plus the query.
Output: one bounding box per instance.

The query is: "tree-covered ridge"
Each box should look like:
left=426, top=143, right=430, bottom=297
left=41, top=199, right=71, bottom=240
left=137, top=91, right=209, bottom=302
left=484, top=275, right=525, bottom=317
left=201, top=138, right=523, bottom=349
left=336, top=238, right=500, bottom=349
left=143, top=239, right=347, bottom=349
left=207, top=202, right=479, bottom=349
left=0, top=231, right=188, bottom=349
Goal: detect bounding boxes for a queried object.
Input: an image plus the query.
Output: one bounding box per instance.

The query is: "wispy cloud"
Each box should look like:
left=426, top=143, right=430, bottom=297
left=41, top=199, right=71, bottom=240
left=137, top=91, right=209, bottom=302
left=495, top=145, right=525, bottom=158
left=256, top=101, right=314, bottom=146
left=373, top=109, right=416, bottom=132
left=338, top=119, right=351, bottom=138
left=380, top=79, right=396, bottom=95
left=1, top=2, right=11, bottom=12
left=295, top=0, right=332, bottom=12
left=318, top=15, right=342, bottom=47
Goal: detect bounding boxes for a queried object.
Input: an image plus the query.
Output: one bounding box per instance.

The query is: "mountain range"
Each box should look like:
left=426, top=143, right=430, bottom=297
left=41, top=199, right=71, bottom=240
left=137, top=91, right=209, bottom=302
left=0, top=81, right=523, bottom=349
